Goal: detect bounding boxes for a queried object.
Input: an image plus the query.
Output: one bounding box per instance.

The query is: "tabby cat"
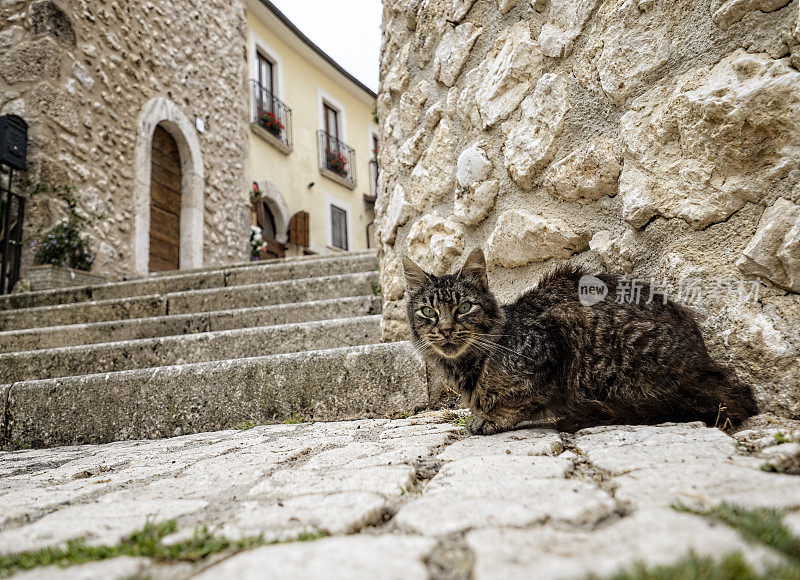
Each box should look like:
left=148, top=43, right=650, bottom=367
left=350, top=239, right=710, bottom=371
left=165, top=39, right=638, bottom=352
left=404, top=248, right=758, bottom=434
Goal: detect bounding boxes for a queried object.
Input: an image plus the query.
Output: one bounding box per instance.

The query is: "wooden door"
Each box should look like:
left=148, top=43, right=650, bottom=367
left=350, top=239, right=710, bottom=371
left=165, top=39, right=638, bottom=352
left=149, top=125, right=181, bottom=272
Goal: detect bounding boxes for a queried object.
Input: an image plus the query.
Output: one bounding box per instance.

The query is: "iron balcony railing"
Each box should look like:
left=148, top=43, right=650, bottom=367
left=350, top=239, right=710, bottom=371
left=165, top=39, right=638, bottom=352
left=317, top=130, right=356, bottom=188
left=251, top=79, right=293, bottom=149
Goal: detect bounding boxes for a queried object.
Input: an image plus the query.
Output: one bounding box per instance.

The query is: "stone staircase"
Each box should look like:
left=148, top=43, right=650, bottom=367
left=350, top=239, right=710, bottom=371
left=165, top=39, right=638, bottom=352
left=0, top=251, right=429, bottom=449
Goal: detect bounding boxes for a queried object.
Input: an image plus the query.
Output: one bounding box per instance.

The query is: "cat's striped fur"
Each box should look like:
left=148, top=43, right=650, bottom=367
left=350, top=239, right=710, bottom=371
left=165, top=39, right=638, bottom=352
left=404, top=249, right=757, bottom=434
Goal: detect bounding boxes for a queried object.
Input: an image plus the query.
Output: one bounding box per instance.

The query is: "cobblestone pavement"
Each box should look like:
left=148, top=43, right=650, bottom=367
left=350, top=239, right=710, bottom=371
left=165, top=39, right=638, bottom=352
left=2, top=411, right=800, bottom=579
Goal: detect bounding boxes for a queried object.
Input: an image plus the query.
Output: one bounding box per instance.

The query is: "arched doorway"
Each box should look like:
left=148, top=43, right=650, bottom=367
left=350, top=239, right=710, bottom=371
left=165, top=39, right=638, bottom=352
left=149, top=125, right=182, bottom=271
left=133, top=97, right=204, bottom=275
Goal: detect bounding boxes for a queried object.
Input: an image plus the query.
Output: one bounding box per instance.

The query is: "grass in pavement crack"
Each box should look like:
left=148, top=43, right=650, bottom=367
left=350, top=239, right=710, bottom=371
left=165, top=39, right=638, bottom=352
left=594, top=503, right=800, bottom=580
left=0, top=520, right=326, bottom=577
left=672, top=503, right=800, bottom=561
left=600, top=552, right=766, bottom=580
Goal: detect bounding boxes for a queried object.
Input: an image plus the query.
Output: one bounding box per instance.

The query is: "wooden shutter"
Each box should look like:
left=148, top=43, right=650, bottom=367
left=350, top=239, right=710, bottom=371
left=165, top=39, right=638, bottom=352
left=288, top=211, right=310, bottom=247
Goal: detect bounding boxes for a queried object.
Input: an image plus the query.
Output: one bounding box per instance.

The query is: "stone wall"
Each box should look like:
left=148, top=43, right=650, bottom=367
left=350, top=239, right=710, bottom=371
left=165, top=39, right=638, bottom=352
left=0, top=0, right=250, bottom=279
left=376, top=0, right=800, bottom=416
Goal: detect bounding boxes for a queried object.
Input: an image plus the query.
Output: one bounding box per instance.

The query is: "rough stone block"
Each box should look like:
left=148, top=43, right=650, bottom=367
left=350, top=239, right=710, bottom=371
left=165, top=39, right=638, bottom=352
left=434, top=23, right=482, bottom=87
left=29, top=1, right=76, bottom=46
left=737, top=198, right=800, bottom=292
left=503, top=73, right=570, bottom=189
left=0, top=38, right=63, bottom=84
left=619, top=50, right=800, bottom=229
left=486, top=210, right=586, bottom=269
left=406, top=212, right=466, bottom=276
left=458, top=21, right=543, bottom=129
left=543, top=139, right=621, bottom=203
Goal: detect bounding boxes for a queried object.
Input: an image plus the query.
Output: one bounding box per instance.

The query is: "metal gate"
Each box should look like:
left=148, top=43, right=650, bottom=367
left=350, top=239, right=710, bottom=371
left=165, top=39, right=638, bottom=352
left=0, top=170, right=25, bottom=295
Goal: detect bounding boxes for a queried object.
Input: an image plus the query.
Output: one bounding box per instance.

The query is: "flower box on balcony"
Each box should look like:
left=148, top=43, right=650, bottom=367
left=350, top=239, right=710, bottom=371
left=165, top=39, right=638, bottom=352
left=326, top=152, right=348, bottom=176
left=259, top=111, right=284, bottom=138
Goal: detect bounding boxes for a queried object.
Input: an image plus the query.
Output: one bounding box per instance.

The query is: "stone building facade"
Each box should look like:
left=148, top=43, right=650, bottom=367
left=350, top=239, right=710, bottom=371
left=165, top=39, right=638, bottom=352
left=0, top=0, right=250, bottom=278
left=376, top=0, right=800, bottom=416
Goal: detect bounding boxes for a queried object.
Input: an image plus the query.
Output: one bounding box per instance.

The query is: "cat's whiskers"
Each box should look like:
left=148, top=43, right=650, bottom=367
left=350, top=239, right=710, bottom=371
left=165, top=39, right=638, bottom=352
left=409, top=338, right=435, bottom=359
left=469, top=336, right=541, bottom=365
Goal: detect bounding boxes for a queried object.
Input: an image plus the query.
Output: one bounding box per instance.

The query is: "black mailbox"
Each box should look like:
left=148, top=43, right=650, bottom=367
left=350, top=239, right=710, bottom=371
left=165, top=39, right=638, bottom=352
left=0, top=115, right=28, bottom=171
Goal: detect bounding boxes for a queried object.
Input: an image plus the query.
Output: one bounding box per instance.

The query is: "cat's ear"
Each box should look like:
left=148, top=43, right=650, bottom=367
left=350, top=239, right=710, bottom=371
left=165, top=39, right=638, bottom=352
left=403, top=256, right=429, bottom=290
left=459, top=248, right=488, bottom=288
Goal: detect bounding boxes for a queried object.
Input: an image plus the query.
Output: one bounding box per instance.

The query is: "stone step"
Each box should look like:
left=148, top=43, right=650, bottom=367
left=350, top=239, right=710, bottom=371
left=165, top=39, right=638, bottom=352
left=135, top=249, right=376, bottom=279
left=0, top=315, right=382, bottom=383
left=0, top=295, right=381, bottom=353
left=166, top=271, right=380, bottom=316
left=3, top=253, right=377, bottom=311
left=0, top=271, right=380, bottom=331
left=1, top=342, right=429, bottom=449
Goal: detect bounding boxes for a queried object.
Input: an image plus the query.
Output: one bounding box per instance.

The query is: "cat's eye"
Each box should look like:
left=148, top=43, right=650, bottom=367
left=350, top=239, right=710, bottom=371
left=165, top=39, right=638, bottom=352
left=457, top=302, right=472, bottom=314
left=420, top=306, right=436, bottom=318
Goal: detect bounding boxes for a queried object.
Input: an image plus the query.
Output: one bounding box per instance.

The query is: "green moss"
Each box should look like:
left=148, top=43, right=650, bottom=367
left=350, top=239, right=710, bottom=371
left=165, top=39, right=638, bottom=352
left=0, top=520, right=326, bottom=578
left=294, top=531, right=328, bottom=542
left=673, top=503, right=800, bottom=560
left=775, top=432, right=793, bottom=445
left=762, top=462, right=784, bottom=474
left=233, top=420, right=258, bottom=431
left=279, top=412, right=307, bottom=424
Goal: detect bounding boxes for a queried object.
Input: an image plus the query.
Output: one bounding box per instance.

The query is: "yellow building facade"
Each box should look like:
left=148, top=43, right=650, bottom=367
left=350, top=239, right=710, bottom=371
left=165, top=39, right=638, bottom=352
left=246, top=0, right=378, bottom=257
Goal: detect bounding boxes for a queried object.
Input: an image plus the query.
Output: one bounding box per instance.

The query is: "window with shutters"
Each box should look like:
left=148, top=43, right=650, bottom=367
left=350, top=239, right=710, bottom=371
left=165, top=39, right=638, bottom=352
left=330, top=204, right=348, bottom=250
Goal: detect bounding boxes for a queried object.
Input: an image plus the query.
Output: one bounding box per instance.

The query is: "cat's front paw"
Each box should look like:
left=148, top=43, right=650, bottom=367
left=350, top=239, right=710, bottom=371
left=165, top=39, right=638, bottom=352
left=468, top=416, right=500, bottom=436
left=467, top=416, right=485, bottom=435
left=480, top=421, right=500, bottom=435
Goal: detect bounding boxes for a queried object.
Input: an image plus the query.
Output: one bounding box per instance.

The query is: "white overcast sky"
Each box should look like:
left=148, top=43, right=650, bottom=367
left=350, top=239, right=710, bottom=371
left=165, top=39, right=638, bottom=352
left=269, top=0, right=383, bottom=93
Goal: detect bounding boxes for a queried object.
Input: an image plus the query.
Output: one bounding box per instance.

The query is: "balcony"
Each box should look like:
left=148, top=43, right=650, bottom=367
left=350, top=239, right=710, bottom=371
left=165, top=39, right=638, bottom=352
left=250, top=79, right=293, bottom=154
left=317, top=130, right=356, bottom=189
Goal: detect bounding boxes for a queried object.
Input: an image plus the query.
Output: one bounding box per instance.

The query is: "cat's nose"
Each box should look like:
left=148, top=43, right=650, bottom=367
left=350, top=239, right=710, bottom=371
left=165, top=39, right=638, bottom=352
left=440, top=329, right=453, bottom=339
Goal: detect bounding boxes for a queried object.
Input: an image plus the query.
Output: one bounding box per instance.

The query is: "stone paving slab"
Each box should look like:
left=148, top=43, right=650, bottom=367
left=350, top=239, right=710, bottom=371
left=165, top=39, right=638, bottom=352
left=467, top=509, right=785, bottom=580
left=573, top=422, right=800, bottom=511
left=10, top=557, right=152, bottom=580
left=193, top=535, right=435, bottom=580
left=1, top=412, right=799, bottom=579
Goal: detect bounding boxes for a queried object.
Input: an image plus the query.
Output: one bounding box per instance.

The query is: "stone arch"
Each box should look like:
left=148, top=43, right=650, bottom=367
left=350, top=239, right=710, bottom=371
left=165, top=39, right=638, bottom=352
left=257, top=180, right=290, bottom=243
left=133, top=97, right=204, bottom=274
